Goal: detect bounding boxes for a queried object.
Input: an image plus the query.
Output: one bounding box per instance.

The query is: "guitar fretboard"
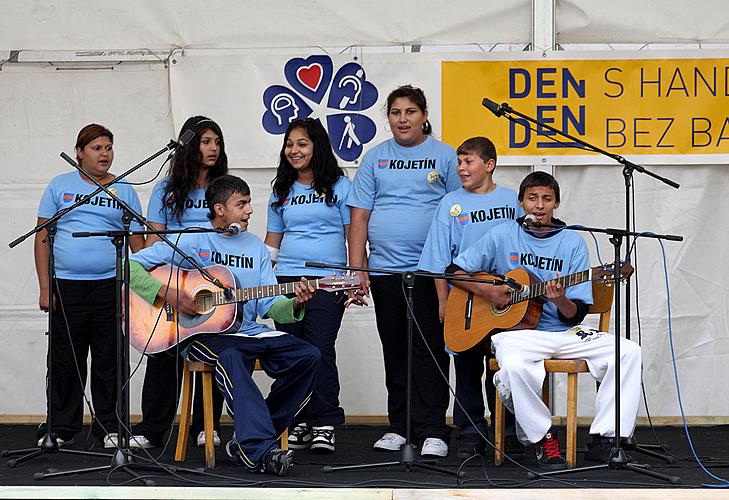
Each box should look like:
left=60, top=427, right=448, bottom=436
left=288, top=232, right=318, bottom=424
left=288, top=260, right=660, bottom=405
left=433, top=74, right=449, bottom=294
left=510, top=269, right=591, bottom=305
left=195, top=279, right=319, bottom=310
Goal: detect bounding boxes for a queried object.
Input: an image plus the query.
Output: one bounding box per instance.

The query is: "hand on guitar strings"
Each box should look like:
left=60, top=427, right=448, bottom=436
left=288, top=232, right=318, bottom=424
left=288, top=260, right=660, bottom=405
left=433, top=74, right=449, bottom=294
left=159, top=285, right=197, bottom=316
left=544, top=273, right=566, bottom=301
left=292, top=277, right=317, bottom=309
left=484, top=283, right=512, bottom=308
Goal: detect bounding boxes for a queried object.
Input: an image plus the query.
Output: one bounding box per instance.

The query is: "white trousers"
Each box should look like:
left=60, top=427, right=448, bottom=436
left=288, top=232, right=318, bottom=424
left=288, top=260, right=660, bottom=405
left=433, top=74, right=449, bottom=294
left=491, top=326, right=642, bottom=444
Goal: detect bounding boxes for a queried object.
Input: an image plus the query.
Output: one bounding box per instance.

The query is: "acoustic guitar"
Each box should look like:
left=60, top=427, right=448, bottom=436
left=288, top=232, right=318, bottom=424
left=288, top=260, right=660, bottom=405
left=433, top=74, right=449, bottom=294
left=126, top=265, right=361, bottom=354
left=444, top=262, right=633, bottom=353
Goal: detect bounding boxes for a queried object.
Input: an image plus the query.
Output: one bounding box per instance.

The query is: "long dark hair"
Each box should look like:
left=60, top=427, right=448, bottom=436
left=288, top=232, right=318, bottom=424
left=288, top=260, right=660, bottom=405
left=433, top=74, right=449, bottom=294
left=271, top=118, right=344, bottom=207
left=164, top=116, right=228, bottom=219
left=386, top=85, right=433, bottom=136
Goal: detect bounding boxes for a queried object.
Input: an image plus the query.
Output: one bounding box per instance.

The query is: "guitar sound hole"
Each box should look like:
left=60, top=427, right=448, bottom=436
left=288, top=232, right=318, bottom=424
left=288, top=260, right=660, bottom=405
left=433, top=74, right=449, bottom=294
left=489, top=304, right=511, bottom=317
left=195, top=290, right=214, bottom=313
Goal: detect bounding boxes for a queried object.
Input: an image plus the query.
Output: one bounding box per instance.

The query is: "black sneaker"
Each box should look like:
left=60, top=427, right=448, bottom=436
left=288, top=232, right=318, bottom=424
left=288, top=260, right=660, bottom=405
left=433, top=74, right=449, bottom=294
left=261, top=447, right=294, bottom=476
left=457, top=433, right=487, bottom=459
left=287, top=422, right=312, bottom=450
left=504, top=435, right=525, bottom=458
left=534, top=429, right=566, bottom=469
left=310, top=426, right=335, bottom=454
left=584, top=435, right=634, bottom=463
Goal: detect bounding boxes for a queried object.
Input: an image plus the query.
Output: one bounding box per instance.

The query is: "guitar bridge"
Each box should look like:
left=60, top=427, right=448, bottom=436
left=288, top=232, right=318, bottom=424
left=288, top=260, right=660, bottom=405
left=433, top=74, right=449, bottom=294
left=464, top=292, right=473, bottom=330
left=164, top=302, right=174, bottom=322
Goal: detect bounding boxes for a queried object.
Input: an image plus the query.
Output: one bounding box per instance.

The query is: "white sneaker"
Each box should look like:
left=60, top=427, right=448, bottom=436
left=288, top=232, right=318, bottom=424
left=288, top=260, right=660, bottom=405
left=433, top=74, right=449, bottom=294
left=129, top=435, right=154, bottom=449
left=420, top=437, right=448, bottom=457
left=103, top=433, right=119, bottom=449
left=196, top=430, right=221, bottom=447
left=373, top=432, right=406, bottom=451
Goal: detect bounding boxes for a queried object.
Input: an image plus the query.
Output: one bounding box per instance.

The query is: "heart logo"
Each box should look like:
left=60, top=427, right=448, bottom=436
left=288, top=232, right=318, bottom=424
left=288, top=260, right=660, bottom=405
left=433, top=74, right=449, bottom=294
left=284, top=56, right=333, bottom=104
left=297, top=64, right=323, bottom=92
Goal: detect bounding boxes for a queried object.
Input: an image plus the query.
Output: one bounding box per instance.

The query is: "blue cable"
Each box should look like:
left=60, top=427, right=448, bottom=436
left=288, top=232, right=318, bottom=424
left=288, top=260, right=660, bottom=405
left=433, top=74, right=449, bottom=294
left=628, top=234, right=729, bottom=488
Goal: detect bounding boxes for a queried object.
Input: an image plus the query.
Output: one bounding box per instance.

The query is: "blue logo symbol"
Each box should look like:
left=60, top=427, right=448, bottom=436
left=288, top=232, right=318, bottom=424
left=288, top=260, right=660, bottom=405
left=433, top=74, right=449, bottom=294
left=262, top=55, right=378, bottom=162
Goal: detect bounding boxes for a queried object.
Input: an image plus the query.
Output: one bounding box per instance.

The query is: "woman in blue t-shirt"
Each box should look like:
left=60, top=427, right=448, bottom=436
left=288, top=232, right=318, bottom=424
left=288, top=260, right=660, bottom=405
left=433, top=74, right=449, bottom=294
left=131, top=116, right=229, bottom=450
left=347, top=85, right=460, bottom=457
left=264, top=118, right=351, bottom=454
left=34, top=123, right=145, bottom=448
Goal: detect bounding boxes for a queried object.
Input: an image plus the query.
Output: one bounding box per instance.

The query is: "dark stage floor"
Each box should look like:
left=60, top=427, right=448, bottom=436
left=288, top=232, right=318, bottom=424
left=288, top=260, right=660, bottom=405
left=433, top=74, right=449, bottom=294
left=1, top=424, right=728, bottom=489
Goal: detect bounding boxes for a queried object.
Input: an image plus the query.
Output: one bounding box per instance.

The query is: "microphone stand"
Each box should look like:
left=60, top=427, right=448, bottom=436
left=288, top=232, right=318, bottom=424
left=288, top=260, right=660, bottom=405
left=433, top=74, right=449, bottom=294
left=484, top=97, right=679, bottom=466
left=4, top=139, right=228, bottom=483
left=3, top=138, right=186, bottom=475
left=306, top=261, right=510, bottom=478
left=481, top=98, right=683, bottom=483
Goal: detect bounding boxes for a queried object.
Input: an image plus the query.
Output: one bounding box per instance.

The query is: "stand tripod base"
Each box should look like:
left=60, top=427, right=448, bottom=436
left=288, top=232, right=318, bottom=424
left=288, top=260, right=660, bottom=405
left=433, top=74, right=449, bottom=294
left=622, top=435, right=674, bottom=464
left=527, top=447, right=680, bottom=484
left=321, top=444, right=464, bottom=478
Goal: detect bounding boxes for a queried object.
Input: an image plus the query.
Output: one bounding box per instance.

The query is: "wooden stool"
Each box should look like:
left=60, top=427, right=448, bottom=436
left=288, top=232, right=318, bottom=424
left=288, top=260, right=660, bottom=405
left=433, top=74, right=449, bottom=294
left=489, top=357, right=590, bottom=468
left=174, top=360, right=289, bottom=469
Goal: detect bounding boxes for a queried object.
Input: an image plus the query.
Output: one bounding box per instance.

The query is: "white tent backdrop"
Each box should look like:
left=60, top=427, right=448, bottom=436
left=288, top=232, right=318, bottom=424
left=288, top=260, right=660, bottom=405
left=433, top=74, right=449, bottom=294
left=1, top=2, right=727, bottom=423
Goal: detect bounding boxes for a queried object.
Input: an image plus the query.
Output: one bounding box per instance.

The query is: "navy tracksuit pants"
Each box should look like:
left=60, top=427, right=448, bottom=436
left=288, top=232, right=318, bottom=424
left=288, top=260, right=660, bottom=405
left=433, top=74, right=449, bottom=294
left=186, top=333, right=320, bottom=469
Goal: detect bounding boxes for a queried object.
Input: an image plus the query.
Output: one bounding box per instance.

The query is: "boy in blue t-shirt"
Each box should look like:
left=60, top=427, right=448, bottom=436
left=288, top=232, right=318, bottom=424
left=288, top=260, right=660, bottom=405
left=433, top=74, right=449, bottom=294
left=448, top=172, right=642, bottom=469
left=129, top=175, right=320, bottom=476
left=418, top=137, right=521, bottom=459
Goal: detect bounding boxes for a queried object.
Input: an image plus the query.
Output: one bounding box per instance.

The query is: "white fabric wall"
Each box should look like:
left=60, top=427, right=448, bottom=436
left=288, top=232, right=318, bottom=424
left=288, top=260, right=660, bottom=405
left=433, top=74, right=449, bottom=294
left=1, top=1, right=728, bottom=422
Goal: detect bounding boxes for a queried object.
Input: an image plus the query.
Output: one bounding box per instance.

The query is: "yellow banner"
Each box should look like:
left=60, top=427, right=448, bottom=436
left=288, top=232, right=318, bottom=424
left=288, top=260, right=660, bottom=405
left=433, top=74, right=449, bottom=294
left=442, top=56, right=729, bottom=159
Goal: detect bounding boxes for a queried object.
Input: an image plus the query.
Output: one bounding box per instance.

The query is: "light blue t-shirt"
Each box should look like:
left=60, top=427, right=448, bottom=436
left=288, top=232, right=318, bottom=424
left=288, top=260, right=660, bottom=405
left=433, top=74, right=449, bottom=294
left=146, top=177, right=208, bottom=230
left=347, top=136, right=460, bottom=272
left=38, top=172, right=143, bottom=280
left=266, top=176, right=351, bottom=276
left=453, top=221, right=593, bottom=332
left=418, top=185, right=521, bottom=274
left=131, top=227, right=282, bottom=336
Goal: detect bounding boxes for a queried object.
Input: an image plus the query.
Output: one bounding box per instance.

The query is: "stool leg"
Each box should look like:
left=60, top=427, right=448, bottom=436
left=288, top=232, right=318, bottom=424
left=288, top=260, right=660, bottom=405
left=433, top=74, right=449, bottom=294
left=566, top=372, right=578, bottom=468
left=202, top=370, right=215, bottom=468
left=175, top=365, right=194, bottom=462
left=494, top=395, right=505, bottom=465
left=280, top=428, right=288, bottom=451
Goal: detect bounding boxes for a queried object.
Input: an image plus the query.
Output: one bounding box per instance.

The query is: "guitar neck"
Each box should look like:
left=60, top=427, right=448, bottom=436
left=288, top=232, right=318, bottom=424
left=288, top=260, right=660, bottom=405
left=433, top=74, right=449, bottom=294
left=216, top=279, right=319, bottom=306
left=514, top=269, right=591, bottom=304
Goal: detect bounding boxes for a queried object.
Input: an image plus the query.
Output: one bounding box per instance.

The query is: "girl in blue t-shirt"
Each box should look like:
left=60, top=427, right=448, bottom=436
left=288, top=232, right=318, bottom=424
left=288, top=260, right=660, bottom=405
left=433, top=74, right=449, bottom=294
left=264, top=118, right=350, bottom=454
left=132, top=116, right=229, bottom=450
left=35, top=124, right=145, bottom=448
left=347, top=85, right=459, bottom=458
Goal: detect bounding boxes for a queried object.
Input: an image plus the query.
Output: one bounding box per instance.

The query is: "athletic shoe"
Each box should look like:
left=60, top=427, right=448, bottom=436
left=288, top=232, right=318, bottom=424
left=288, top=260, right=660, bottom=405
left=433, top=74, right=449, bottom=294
left=287, top=423, right=312, bottom=449
left=129, top=435, right=155, bottom=449
left=505, top=435, right=526, bottom=458
left=37, top=434, right=74, bottom=447
left=261, top=447, right=294, bottom=476
left=310, top=426, right=335, bottom=453
left=534, top=429, right=566, bottom=469
left=584, top=435, right=634, bottom=463
left=420, top=437, right=449, bottom=457
left=457, top=433, right=487, bottom=459
left=196, top=430, right=221, bottom=447
left=373, top=432, right=406, bottom=451
left=103, top=433, right=119, bottom=449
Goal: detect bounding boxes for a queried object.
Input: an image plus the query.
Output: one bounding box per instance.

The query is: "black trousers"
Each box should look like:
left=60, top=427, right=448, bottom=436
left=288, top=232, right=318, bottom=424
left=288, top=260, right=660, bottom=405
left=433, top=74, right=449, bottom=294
left=274, top=276, right=346, bottom=427
left=48, top=278, right=117, bottom=441
left=369, top=275, right=451, bottom=443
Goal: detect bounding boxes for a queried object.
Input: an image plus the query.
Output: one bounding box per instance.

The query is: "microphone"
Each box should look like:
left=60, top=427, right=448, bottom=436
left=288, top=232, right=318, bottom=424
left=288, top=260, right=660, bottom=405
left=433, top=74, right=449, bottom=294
left=168, top=129, right=196, bottom=159
left=522, top=214, right=540, bottom=228
left=223, top=223, right=242, bottom=235
left=482, top=97, right=504, bottom=117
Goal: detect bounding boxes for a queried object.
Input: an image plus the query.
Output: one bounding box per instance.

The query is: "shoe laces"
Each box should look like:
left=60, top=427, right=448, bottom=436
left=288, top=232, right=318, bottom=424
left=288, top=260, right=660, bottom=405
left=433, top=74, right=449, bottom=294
left=542, top=433, right=561, bottom=459
left=311, top=427, right=333, bottom=439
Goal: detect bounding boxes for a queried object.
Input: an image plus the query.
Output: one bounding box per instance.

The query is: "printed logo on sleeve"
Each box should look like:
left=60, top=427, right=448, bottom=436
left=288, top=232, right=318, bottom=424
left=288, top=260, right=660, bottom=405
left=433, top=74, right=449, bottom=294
left=63, top=193, right=74, bottom=203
